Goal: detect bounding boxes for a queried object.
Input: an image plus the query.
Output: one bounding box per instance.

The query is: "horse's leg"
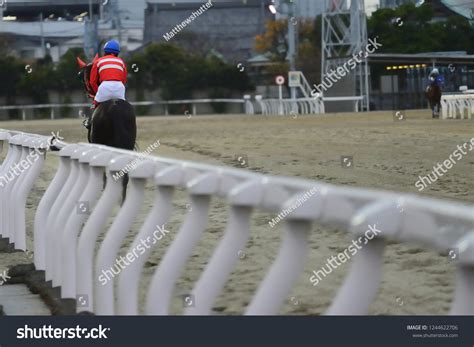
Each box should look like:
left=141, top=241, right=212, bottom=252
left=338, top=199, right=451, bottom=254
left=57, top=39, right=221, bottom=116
left=428, top=95, right=437, bottom=118
left=435, top=92, right=442, bottom=119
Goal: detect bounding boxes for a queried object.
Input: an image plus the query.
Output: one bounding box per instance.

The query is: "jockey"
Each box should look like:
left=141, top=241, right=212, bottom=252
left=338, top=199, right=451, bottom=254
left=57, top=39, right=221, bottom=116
left=428, top=68, right=441, bottom=85
left=83, top=40, right=127, bottom=129
left=427, top=68, right=443, bottom=118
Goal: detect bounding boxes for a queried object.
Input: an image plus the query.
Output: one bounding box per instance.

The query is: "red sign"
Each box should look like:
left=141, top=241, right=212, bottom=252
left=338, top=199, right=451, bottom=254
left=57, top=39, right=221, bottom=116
left=275, top=75, right=285, bottom=85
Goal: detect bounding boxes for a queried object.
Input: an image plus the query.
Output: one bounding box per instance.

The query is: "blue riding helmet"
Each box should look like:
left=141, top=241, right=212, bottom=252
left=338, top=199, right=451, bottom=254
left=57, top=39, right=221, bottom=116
left=104, top=40, right=120, bottom=55
left=431, top=75, right=444, bottom=86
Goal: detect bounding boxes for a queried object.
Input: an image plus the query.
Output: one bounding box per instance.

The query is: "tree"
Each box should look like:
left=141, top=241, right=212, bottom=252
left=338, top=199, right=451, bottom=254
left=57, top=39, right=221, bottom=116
left=0, top=55, right=23, bottom=100
left=55, top=48, right=87, bottom=91
left=0, top=34, right=14, bottom=57
left=129, top=43, right=252, bottom=100
left=367, top=3, right=474, bottom=54
left=255, top=20, right=290, bottom=61
left=19, top=55, right=55, bottom=104
left=255, top=18, right=322, bottom=85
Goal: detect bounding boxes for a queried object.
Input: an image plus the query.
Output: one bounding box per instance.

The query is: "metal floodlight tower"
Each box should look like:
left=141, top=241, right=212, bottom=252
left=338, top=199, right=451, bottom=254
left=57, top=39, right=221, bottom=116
left=103, top=0, right=122, bottom=45
left=84, top=0, right=99, bottom=60
left=321, top=0, right=370, bottom=110
left=269, top=0, right=298, bottom=99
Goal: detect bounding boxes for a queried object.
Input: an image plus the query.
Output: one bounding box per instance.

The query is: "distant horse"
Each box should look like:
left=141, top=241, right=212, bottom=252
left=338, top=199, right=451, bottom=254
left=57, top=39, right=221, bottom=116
left=425, top=78, right=442, bottom=119
left=77, top=56, right=137, bottom=200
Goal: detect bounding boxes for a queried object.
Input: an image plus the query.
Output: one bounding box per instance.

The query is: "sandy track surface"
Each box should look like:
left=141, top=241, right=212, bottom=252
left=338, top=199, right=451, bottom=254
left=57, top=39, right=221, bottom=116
left=0, top=110, right=472, bottom=315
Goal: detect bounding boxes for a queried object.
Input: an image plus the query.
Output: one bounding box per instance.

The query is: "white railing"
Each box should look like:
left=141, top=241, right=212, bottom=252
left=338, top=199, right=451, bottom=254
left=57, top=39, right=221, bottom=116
left=0, top=130, right=473, bottom=315
left=441, top=94, right=474, bottom=120
left=255, top=96, right=365, bottom=116
left=0, top=98, right=254, bottom=120
left=257, top=97, right=325, bottom=116
left=289, top=71, right=314, bottom=98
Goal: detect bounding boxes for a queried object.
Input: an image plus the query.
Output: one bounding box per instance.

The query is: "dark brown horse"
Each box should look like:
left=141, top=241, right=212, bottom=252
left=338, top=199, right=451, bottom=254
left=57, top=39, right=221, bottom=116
left=425, top=83, right=442, bottom=119
left=77, top=56, right=137, bottom=200
left=77, top=56, right=136, bottom=148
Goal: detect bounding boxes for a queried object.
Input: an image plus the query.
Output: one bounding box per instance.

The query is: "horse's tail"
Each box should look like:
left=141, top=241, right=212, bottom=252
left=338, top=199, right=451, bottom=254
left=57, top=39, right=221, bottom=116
left=110, top=99, right=137, bottom=150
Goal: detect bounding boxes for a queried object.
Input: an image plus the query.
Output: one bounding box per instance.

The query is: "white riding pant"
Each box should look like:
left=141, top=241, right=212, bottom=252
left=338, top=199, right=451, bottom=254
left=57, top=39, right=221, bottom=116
left=94, top=81, right=126, bottom=103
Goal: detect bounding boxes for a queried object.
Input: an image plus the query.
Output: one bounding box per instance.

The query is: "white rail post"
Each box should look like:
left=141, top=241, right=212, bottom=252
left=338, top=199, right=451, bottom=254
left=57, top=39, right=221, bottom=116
left=11, top=136, right=49, bottom=250
left=0, top=130, right=12, bottom=239
left=326, top=200, right=402, bottom=315
left=255, top=95, right=265, bottom=115
left=149, top=169, right=236, bottom=315
left=44, top=145, right=78, bottom=282
left=95, top=157, right=151, bottom=315
left=46, top=145, right=85, bottom=286
left=34, top=146, right=75, bottom=270
left=246, top=186, right=320, bottom=315
left=145, top=170, right=220, bottom=315
left=0, top=134, right=16, bottom=239
left=450, top=233, right=474, bottom=315
left=94, top=159, right=159, bottom=314
left=75, top=153, right=128, bottom=313
left=54, top=146, right=96, bottom=288
left=1, top=135, right=25, bottom=243
left=1, top=135, right=27, bottom=242
left=243, top=95, right=254, bottom=115
left=184, top=204, right=251, bottom=315
left=117, top=164, right=181, bottom=315
left=0, top=131, right=11, bottom=156
left=185, top=178, right=281, bottom=315
left=60, top=147, right=104, bottom=299
left=441, top=96, right=448, bottom=119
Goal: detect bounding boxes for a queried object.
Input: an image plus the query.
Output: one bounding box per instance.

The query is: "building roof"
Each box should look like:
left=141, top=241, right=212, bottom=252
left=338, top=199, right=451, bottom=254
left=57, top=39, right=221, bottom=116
left=0, top=20, right=84, bottom=38
left=146, top=0, right=269, bottom=9
left=441, top=0, right=474, bottom=19
left=247, top=53, right=271, bottom=64
left=0, top=19, right=143, bottom=39
left=369, top=52, right=474, bottom=65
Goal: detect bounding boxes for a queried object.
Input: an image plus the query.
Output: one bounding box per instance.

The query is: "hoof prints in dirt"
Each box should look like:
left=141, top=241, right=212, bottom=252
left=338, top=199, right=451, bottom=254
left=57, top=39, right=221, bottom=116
left=164, top=142, right=271, bottom=174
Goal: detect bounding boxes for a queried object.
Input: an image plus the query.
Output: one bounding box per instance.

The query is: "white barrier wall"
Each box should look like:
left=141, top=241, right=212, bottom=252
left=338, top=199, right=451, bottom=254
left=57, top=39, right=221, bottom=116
left=257, top=98, right=325, bottom=116
left=0, top=130, right=473, bottom=315
left=441, top=94, right=474, bottom=120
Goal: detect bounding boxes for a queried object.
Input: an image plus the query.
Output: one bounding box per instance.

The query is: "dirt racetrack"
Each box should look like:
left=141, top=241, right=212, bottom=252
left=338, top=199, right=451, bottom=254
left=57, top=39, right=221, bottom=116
left=0, top=109, right=473, bottom=315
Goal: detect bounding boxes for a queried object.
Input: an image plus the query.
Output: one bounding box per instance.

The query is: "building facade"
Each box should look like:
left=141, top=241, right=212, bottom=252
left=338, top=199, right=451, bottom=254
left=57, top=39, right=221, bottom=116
left=379, top=0, right=412, bottom=9
left=0, top=0, right=144, bottom=61
left=144, top=0, right=274, bottom=63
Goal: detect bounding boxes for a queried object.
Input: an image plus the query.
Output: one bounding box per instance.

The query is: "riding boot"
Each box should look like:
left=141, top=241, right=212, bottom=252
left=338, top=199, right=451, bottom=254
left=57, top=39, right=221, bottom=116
left=83, top=102, right=99, bottom=130
left=82, top=114, right=92, bottom=130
